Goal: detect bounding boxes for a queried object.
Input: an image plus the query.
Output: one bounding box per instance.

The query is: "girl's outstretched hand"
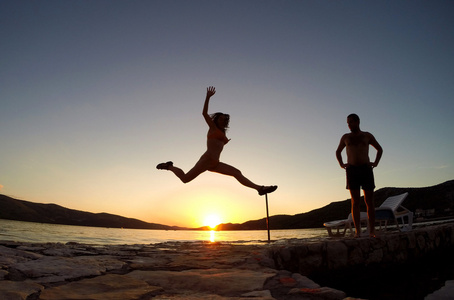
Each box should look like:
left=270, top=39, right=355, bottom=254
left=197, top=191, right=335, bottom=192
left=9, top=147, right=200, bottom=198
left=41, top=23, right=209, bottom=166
left=207, top=86, right=216, bottom=98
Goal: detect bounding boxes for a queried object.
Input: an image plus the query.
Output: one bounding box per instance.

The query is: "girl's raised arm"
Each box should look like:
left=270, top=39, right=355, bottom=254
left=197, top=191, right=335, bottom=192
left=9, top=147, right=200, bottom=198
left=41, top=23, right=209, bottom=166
left=203, top=86, right=216, bottom=126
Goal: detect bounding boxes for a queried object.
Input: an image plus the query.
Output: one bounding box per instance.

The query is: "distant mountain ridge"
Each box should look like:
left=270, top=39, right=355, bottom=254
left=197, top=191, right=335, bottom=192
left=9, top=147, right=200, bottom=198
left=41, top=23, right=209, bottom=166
left=0, top=195, right=187, bottom=230
left=1, top=180, right=453, bottom=231
left=215, top=180, right=454, bottom=230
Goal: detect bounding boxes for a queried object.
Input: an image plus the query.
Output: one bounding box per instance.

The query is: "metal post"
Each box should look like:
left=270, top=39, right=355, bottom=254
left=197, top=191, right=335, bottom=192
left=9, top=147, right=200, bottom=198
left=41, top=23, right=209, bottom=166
left=265, top=193, right=270, bottom=242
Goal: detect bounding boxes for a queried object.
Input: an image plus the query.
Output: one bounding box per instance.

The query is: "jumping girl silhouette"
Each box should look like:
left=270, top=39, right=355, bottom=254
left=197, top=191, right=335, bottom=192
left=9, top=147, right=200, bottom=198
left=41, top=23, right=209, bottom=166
left=157, top=86, right=277, bottom=196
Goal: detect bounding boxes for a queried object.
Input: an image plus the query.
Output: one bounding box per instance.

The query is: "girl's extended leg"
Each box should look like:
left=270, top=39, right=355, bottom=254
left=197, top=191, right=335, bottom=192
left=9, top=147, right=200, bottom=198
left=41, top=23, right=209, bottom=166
left=210, top=162, right=262, bottom=190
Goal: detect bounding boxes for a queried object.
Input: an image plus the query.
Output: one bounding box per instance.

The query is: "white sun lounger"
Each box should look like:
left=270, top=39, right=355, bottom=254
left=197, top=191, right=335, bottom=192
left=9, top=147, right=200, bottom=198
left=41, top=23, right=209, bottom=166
left=324, top=212, right=369, bottom=237
left=375, top=192, right=413, bottom=231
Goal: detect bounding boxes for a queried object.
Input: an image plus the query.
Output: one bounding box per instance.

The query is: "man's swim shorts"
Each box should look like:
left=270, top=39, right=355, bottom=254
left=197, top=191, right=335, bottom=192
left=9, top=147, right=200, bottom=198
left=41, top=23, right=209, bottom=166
left=346, top=164, right=375, bottom=190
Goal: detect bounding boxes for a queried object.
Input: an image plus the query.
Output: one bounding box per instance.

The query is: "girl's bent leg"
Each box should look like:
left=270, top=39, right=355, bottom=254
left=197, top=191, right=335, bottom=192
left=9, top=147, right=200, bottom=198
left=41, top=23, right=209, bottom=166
left=169, top=161, right=207, bottom=184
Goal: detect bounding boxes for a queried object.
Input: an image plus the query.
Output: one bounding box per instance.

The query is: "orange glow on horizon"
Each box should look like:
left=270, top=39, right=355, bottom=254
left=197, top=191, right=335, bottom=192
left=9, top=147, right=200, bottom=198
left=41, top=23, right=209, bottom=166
left=166, top=184, right=263, bottom=229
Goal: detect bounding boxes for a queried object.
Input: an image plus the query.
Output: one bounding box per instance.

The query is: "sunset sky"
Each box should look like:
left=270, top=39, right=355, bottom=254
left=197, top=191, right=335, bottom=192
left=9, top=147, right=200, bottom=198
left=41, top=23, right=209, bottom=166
left=1, top=1, right=453, bottom=228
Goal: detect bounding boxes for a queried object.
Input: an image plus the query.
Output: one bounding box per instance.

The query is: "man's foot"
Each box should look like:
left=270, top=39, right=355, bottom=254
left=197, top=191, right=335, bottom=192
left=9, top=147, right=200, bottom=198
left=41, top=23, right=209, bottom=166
left=156, top=161, right=173, bottom=170
left=258, top=185, right=278, bottom=196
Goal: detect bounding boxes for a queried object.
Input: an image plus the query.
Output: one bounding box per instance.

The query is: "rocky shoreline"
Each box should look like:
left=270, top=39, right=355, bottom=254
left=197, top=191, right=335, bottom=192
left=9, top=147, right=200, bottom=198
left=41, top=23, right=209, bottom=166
left=0, top=239, right=347, bottom=300
left=1, top=223, right=453, bottom=299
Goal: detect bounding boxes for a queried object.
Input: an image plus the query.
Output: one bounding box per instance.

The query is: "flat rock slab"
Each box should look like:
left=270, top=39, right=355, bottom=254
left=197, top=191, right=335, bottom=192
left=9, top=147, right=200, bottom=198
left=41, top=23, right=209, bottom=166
left=127, top=268, right=276, bottom=296
left=39, top=274, right=162, bottom=300
left=12, top=255, right=126, bottom=283
left=0, top=280, right=43, bottom=300
left=152, top=292, right=274, bottom=300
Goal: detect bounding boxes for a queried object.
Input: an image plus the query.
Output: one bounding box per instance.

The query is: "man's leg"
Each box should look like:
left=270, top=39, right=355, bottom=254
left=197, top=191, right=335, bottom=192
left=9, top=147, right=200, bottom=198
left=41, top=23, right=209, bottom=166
left=349, top=189, right=362, bottom=237
left=364, top=189, right=376, bottom=237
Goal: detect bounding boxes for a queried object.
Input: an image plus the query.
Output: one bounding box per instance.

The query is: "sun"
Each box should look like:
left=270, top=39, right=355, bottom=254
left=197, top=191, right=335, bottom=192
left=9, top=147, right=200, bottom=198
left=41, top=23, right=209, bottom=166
left=204, top=214, right=221, bottom=229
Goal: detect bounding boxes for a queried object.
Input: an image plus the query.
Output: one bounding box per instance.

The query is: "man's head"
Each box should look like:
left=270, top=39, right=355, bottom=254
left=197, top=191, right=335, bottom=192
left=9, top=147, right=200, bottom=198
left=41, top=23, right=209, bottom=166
left=347, top=113, right=360, bottom=132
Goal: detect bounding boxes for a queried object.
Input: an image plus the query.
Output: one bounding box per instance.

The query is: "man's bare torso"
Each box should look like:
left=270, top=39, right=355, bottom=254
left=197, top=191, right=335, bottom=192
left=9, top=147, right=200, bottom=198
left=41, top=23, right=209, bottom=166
left=343, top=131, right=372, bottom=166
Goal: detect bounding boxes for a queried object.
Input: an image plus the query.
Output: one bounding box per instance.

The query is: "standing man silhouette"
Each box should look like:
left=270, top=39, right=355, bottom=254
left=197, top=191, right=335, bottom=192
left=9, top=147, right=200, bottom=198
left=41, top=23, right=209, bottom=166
left=336, top=114, right=383, bottom=237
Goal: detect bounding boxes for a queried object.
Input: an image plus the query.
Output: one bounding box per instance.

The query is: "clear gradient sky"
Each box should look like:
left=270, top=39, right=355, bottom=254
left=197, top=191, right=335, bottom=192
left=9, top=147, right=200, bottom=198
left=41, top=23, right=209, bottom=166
left=1, top=1, right=453, bottom=228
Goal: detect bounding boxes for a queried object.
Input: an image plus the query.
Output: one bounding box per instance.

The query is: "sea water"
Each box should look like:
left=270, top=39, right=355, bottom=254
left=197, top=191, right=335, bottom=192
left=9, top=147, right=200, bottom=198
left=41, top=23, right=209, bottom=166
left=0, top=219, right=326, bottom=245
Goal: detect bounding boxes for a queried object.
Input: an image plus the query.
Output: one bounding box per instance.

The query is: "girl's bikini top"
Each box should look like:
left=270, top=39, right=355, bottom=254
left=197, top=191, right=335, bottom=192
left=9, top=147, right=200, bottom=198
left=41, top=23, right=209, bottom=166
left=207, top=128, right=229, bottom=144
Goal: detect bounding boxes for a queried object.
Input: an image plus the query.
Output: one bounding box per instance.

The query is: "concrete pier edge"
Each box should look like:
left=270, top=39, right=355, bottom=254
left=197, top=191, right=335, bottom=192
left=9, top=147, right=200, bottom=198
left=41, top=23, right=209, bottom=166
left=269, top=223, right=454, bottom=277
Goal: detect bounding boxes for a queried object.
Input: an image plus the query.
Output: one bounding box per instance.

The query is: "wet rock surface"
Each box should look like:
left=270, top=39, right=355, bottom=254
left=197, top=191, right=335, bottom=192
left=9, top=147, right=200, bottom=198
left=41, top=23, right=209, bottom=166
left=0, top=240, right=345, bottom=300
